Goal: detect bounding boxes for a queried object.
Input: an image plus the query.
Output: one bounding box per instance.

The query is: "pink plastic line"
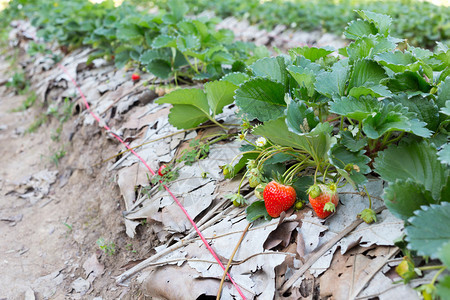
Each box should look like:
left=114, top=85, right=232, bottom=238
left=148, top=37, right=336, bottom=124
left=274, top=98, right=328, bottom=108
left=58, top=63, right=246, bottom=299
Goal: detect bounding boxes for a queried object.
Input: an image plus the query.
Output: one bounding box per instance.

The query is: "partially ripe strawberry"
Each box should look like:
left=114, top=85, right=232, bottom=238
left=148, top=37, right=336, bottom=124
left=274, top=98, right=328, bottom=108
left=263, top=181, right=297, bottom=218
left=308, top=183, right=339, bottom=219
left=158, top=165, right=167, bottom=176
left=131, top=73, right=140, bottom=81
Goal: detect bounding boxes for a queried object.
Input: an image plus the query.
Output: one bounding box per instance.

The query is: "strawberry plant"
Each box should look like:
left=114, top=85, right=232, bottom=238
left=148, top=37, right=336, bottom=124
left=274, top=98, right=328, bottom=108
left=156, top=10, right=449, bottom=294
left=177, top=0, right=450, bottom=49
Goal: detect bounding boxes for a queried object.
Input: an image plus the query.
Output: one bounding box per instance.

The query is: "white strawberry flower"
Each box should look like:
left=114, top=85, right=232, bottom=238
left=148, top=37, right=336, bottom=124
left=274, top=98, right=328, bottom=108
left=256, top=137, right=267, bottom=147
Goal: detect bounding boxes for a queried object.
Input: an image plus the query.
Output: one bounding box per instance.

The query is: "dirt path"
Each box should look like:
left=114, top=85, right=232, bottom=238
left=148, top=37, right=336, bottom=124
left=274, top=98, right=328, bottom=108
left=0, top=54, right=150, bottom=300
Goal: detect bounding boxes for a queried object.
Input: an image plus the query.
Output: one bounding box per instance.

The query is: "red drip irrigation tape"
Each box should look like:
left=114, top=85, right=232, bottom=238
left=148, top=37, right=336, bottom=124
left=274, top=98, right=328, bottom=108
left=57, top=64, right=246, bottom=299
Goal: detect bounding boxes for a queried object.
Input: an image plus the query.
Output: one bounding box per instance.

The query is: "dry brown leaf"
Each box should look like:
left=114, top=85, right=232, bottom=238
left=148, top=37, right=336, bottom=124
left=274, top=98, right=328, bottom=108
left=142, top=265, right=230, bottom=300
left=319, top=246, right=395, bottom=300
left=263, top=221, right=299, bottom=250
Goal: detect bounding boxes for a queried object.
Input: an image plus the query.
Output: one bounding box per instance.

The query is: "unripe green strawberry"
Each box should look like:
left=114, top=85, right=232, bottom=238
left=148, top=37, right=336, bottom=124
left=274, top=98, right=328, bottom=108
left=263, top=181, right=297, bottom=218
left=254, top=183, right=265, bottom=200
left=295, top=201, right=304, bottom=210
left=396, top=256, right=416, bottom=282
left=247, top=168, right=261, bottom=188
left=308, top=183, right=339, bottom=219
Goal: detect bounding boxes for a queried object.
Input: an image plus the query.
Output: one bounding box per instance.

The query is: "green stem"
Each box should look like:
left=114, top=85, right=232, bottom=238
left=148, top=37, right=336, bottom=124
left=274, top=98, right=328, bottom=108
left=322, top=163, right=331, bottom=182
left=381, top=131, right=392, bottom=146
left=364, top=185, right=372, bottom=209
left=243, top=137, right=257, bottom=148
left=313, top=166, right=319, bottom=184
left=386, top=132, right=405, bottom=145
left=229, top=150, right=262, bottom=165
left=237, top=170, right=248, bottom=194
left=182, top=52, right=200, bottom=74
left=430, top=267, right=446, bottom=285
left=209, top=117, right=229, bottom=130
left=283, top=161, right=307, bottom=184
left=339, top=116, right=344, bottom=131
left=318, top=105, right=323, bottom=122
left=418, top=265, right=445, bottom=271
left=358, top=121, right=363, bottom=139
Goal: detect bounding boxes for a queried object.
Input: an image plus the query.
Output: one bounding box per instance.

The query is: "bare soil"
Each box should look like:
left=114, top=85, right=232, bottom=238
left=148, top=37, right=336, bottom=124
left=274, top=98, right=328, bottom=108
left=0, top=54, right=155, bottom=300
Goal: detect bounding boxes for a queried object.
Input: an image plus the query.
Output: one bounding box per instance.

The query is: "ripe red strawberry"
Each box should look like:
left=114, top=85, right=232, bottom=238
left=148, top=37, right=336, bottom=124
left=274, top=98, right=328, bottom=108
left=263, top=181, right=297, bottom=218
left=158, top=165, right=167, bottom=176
left=131, top=73, right=140, bottom=81
left=307, top=183, right=339, bottom=219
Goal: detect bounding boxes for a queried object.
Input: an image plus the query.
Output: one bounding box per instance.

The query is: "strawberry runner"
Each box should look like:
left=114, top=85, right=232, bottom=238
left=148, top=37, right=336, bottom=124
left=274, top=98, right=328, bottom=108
left=57, top=63, right=247, bottom=299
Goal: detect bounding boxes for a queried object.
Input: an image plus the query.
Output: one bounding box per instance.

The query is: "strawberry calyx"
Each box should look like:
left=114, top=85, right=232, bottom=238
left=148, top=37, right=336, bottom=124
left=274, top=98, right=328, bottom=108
left=358, top=208, right=377, bottom=224
left=323, top=201, right=336, bottom=212
left=307, top=184, right=321, bottom=199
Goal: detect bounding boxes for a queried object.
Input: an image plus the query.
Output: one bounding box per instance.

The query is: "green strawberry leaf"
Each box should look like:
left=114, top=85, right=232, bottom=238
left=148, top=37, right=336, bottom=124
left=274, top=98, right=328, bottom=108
left=348, top=59, right=387, bottom=91
left=362, top=102, right=432, bottom=139
left=374, top=51, right=418, bottom=73
left=374, top=140, right=449, bottom=199
left=155, top=88, right=210, bottom=129
left=253, top=118, right=332, bottom=164
left=329, top=144, right=371, bottom=186
left=166, top=104, right=210, bottom=129
left=114, top=49, right=131, bottom=69
left=294, top=56, right=323, bottom=74
left=405, top=202, right=450, bottom=258
left=438, top=143, right=450, bottom=165
left=292, top=176, right=314, bottom=201
left=314, top=59, right=350, bottom=99
left=436, top=276, right=450, bottom=300
left=116, top=24, right=142, bottom=41
left=287, top=65, right=317, bottom=97
left=438, top=242, right=450, bottom=269
left=330, top=95, right=380, bottom=121
left=346, top=36, right=396, bottom=62
left=250, top=56, right=289, bottom=86
left=152, top=34, right=177, bottom=48
left=285, top=100, right=319, bottom=135
left=167, top=0, right=189, bottom=22
left=340, top=131, right=368, bottom=152
left=441, top=100, right=450, bottom=116
left=139, top=49, right=169, bottom=64
left=221, top=72, right=249, bottom=86
left=177, top=20, right=198, bottom=36
left=232, top=148, right=259, bottom=178
left=384, top=71, right=432, bottom=94
left=329, top=144, right=371, bottom=174
left=356, top=10, right=392, bottom=36
left=288, top=46, right=334, bottom=62
left=344, top=19, right=377, bottom=40
left=147, top=59, right=172, bottom=79
left=234, top=78, right=286, bottom=122
left=383, top=180, right=437, bottom=220
left=437, top=77, right=450, bottom=110
left=388, top=94, right=440, bottom=131
left=176, top=34, right=201, bottom=52
left=348, top=84, right=392, bottom=98
left=204, top=80, right=238, bottom=117
left=246, top=201, right=271, bottom=222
